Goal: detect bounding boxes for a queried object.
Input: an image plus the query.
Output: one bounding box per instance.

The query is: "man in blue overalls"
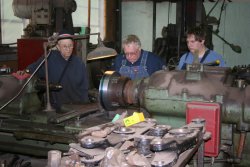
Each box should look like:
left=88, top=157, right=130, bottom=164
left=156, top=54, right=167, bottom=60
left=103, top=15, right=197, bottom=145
left=114, top=34, right=165, bottom=80
left=177, top=26, right=226, bottom=70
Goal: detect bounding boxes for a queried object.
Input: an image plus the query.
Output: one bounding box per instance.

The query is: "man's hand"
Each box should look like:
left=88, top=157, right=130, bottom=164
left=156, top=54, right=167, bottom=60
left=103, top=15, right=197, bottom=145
left=12, top=70, right=31, bottom=80
left=16, top=70, right=26, bottom=75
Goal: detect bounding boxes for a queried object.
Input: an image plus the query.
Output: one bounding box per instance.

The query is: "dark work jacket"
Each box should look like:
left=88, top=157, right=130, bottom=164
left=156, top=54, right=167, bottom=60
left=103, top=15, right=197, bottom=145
left=27, top=50, right=89, bottom=110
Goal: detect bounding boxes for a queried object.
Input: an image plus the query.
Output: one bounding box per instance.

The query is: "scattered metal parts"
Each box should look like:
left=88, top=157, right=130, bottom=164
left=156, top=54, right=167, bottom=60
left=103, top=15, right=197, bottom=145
left=151, top=151, right=178, bottom=167
left=168, top=128, right=193, bottom=137
left=151, top=138, right=177, bottom=152
left=64, top=119, right=205, bottom=167
left=134, top=135, right=154, bottom=156
left=81, top=154, right=104, bottom=166
left=69, top=143, right=105, bottom=158
left=147, top=124, right=171, bottom=137
left=80, top=136, right=107, bottom=149
left=113, top=126, right=135, bottom=134
left=126, top=150, right=151, bottom=166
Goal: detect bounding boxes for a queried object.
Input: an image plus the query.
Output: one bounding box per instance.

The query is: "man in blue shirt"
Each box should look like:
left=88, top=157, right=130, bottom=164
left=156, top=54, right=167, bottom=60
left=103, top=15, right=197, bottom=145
left=18, top=30, right=89, bottom=111
left=114, top=34, right=165, bottom=80
left=177, top=26, right=226, bottom=70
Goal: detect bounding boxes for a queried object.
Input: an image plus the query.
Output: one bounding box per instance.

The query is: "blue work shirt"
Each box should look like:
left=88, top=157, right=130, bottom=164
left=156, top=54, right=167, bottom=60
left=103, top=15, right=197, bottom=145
left=177, top=49, right=226, bottom=70
left=114, top=49, right=165, bottom=80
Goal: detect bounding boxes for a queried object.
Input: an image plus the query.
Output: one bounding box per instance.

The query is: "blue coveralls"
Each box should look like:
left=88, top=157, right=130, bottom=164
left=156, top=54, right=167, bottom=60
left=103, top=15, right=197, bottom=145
left=119, top=51, right=149, bottom=80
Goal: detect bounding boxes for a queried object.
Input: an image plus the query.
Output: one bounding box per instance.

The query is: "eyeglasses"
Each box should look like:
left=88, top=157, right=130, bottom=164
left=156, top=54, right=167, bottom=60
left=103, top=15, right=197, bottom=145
left=60, top=45, right=74, bottom=50
left=125, top=50, right=139, bottom=57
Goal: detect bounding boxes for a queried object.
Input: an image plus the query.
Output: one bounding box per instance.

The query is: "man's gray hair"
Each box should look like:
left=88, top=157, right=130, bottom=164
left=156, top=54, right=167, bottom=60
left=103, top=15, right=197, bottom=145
left=122, top=34, right=141, bottom=48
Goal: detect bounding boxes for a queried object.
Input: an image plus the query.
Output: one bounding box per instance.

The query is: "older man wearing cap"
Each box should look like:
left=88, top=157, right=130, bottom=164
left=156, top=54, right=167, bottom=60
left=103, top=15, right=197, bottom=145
left=19, top=30, right=89, bottom=111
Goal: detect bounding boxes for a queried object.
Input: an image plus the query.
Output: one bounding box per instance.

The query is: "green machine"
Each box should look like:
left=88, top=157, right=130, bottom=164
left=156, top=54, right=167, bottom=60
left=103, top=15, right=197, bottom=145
left=99, top=65, right=250, bottom=166
left=1, top=64, right=250, bottom=166
left=0, top=74, right=110, bottom=156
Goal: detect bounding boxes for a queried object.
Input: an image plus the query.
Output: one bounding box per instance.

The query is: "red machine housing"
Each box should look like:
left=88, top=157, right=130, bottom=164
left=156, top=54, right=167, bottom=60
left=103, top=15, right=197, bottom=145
left=186, top=102, right=221, bottom=157
left=17, top=38, right=47, bottom=70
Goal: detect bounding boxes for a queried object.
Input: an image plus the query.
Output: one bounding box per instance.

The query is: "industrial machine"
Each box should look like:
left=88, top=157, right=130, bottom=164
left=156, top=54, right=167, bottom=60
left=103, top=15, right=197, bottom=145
left=1, top=63, right=250, bottom=166
left=12, top=0, right=77, bottom=37
left=96, top=64, right=250, bottom=166
left=0, top=73, right=109, bottom=157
